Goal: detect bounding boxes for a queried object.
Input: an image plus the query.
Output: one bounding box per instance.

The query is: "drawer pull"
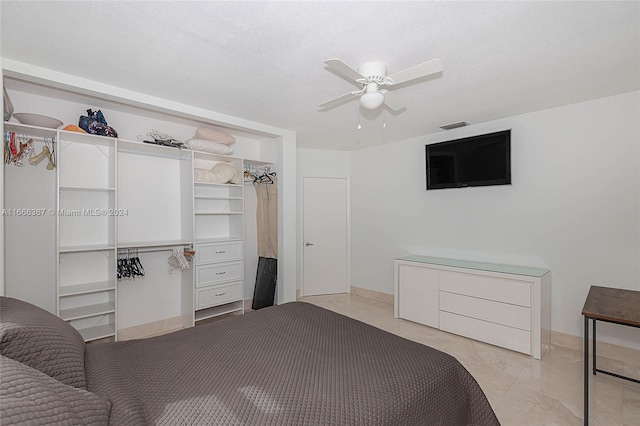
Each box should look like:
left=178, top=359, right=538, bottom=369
left=215, top=251, right=226, bottom=254
left=215, top=271, right=226, bottom=275
left=215, top=292, right=226, bottom=296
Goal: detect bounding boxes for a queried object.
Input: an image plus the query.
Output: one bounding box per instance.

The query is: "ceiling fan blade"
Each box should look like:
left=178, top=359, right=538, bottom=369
left=381, top=90, right=406, bottom=112
left=387, top=59, right=443, bottom=85
left=318, top=91, right=358, bottom=109
left=324, top=58, right=365, bottom=83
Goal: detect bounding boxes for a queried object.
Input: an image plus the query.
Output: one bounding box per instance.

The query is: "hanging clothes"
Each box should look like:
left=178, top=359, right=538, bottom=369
left=254, top=180, right=278, bottom=259
left=252, top=176, right=278, bottom=310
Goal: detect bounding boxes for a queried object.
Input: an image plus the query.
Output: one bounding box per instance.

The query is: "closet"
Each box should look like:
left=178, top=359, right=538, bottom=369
left=2, top=74, right=290, bottom=341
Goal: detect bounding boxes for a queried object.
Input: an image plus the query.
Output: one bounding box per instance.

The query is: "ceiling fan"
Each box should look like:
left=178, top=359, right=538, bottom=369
left=319, top=58, right=443, bottom=111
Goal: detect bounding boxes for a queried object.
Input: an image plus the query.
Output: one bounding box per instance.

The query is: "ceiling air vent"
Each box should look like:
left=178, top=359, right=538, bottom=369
left=440, top=121, right=469, bottom=130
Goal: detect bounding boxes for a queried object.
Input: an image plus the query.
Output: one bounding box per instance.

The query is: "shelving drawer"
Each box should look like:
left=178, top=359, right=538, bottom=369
left=196, top=261, right=243, bottom=287
left=439, top=271, right=531, bottom=307
left=196, top=241, right=243, bottom=265
left=439, top=291, right=531, bottom=331
left=196, top=281, right=243, bottom=309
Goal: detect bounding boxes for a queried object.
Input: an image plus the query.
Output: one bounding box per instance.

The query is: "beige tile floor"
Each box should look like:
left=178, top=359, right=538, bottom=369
left=298, top=293, right=640, bottom=426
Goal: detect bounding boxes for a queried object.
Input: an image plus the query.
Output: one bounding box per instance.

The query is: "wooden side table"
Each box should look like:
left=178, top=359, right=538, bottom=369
left=582, top=285, right=640, bottom=426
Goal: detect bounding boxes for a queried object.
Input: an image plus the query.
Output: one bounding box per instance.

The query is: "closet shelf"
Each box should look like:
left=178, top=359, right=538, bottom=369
left=194, top=182, right=242, bottom=188
left=118, top=240, right=193, bottom=249
left=59, top=281, right=115, bottom=297
left=195, top=237, right=243, bottom=244
left=59, top=130, right=115, bottom=147
left=59, top=244, right=116, bottom=253
left=192, top=151, right=242, bottom=162
left=194, top=212, right=243, bottom=216
left=60, top=302, right=115, bottom=321
left=194, top=196, right=243, bottom=200
left=78, top=324, right=115, bottom=342
left=3, top=121, right=57, bottom=138
left=195, top=301, right=244, bottom=322
left=59, top=186, right=116, bottom=192
left=118, top=139, right=191, bottom=160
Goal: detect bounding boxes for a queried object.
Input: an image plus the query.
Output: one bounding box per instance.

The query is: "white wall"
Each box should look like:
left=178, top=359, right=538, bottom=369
left=296, top=148, right=351, bottom=290
left=350, top=91, right=640, bottom=349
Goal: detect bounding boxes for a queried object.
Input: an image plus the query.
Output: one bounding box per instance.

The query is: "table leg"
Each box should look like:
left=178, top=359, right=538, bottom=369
left=592, top=319, right=597, bottom=375
left=584, top=316, right=589, bottom=426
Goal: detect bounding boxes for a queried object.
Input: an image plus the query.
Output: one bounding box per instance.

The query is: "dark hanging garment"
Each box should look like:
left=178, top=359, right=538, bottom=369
left=252, top=257, right=277, bottom=310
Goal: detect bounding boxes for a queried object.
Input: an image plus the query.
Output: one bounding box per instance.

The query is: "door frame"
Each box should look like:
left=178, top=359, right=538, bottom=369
left=300, top=176, right=351, bottom=297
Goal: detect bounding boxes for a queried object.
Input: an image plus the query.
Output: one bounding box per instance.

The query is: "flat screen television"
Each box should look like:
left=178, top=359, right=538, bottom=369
left=426, top=130, right=511, bottom=190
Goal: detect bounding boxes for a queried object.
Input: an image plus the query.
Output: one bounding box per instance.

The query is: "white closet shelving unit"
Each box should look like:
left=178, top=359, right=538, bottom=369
left=3, top=66, right=294, bottom=341
left=56, top=129, right=117, bottom=341
left=3, top=118, right=279, bottom=340
left=192, top=152, right=245, bottom=322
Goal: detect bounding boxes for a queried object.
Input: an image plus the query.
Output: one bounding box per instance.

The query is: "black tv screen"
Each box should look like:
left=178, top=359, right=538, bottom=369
left=426, top=130, right=511, bottom=190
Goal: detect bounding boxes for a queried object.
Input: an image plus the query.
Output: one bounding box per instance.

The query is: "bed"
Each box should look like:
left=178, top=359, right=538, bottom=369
left=0, top=296, right=500, bottom=425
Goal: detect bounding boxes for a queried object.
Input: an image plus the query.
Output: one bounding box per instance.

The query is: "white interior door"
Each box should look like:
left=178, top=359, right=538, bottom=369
left=303, top=177, right=348, bottom=296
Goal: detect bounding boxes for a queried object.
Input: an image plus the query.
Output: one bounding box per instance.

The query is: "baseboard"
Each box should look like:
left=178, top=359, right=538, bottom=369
left=551, top=329, right=640, bottom=366
left=118, top=316, right=183, bottom=341
left=350, top=286, right=393, bottom=305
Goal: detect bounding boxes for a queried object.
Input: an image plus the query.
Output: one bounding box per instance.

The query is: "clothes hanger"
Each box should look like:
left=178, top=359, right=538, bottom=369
left=133, top=249, right=145, bottom=277
left=258, top=172, right=274, bottom=184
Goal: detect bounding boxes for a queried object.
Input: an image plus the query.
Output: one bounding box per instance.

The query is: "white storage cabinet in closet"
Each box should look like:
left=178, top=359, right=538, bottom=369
left=56, top=130, right=117, bottom=341
left=192, top=152, right=245, bottom=322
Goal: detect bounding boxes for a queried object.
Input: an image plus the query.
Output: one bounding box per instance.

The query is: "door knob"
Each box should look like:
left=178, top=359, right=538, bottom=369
left=305, top=242, right=314, bottom=246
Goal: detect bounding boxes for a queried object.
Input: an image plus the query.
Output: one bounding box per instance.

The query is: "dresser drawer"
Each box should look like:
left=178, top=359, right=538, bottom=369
left=440, top=311, right=531, bottom=355
left=196, top=281, right=243, bottom=309
left=439, top=270, right=531, bottom=307
left=196, top=241, right=243, bottom=265
left=196, top=261, right=243, bottom=287
left=439, top=291, right=531, bottom=331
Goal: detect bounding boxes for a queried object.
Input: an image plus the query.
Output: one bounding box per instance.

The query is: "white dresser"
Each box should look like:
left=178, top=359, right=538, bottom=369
left=194, top=240, right=244, bottom=321
left=394, top=255, right=551, bottom=359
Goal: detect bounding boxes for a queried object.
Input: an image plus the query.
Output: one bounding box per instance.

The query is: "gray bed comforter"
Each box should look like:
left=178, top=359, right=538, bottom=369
left=86, top=302, right=500, bottom=425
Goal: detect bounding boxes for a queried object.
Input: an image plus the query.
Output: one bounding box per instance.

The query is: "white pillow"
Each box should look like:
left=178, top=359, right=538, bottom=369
left=194, top=127, right=236, bottom=145
left=194, top=168, right=214, bottom=183
left=185, top=138, right=233, bottom=155
left=194, top=163, right=238, bottom=184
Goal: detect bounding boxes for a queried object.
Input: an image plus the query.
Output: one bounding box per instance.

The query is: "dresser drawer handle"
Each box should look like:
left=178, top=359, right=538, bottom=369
left=215, top=271, right=226, bottom=275
left=215, top=292, right=226, bottom=297
left=215, top=251, right=226, bottom=254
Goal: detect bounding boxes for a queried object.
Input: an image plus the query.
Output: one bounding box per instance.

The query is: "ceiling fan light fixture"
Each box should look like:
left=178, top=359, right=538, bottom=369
left=360, top=91, right=384, bottom=110
left=321, top=57, right=442, bottom=112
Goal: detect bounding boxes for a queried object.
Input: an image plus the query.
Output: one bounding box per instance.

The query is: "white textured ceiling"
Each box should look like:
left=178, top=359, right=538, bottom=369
left=1, top=1, right=639, bottom=150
